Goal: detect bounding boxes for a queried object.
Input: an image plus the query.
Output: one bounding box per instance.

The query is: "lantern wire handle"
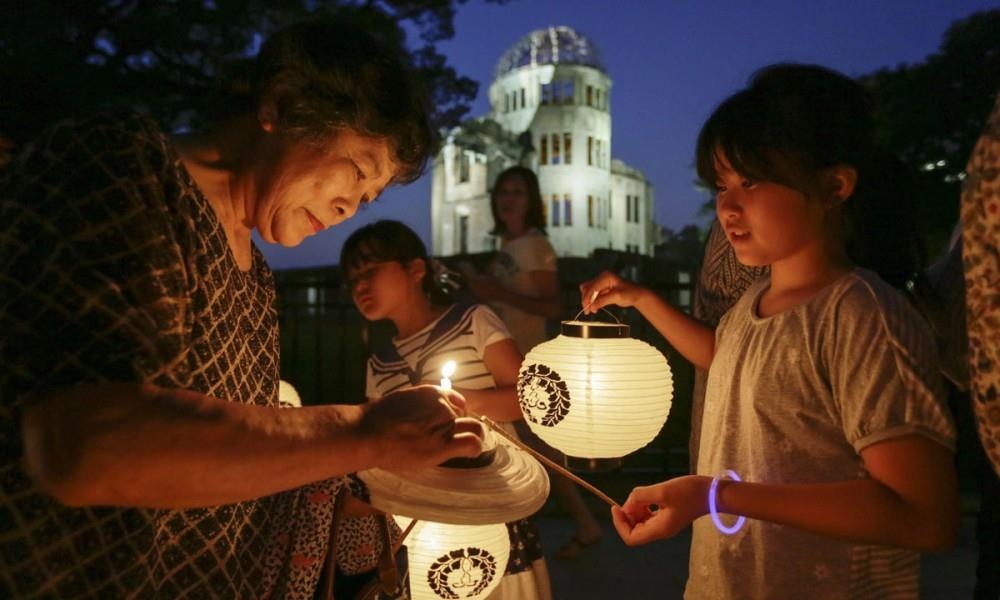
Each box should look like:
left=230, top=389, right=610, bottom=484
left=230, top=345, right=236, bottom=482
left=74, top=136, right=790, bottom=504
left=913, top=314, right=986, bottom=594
left=480, top=416, right=620, bottom=508
left=572, top=306, right=623, bottom=324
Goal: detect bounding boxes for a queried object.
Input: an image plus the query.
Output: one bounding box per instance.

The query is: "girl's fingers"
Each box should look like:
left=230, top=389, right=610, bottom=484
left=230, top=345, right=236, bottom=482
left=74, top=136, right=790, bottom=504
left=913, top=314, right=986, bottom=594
left=611, top=506, right=636, bottom=541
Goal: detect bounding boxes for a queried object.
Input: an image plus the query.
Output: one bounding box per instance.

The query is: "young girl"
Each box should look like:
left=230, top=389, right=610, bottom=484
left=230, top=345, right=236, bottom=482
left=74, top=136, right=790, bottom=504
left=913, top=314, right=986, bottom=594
left=582, top=64, right=958, bottom=599
left=340, top=219, right=551, bottom=600
left=461, top=165, right=604, bottom=559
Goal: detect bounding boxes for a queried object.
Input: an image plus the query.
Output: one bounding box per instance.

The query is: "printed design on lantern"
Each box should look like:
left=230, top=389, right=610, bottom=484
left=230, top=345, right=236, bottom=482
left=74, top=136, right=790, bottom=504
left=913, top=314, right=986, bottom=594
left=427, top=547, right=498, bottom=598
left=517, top=363, right=571, bottom=427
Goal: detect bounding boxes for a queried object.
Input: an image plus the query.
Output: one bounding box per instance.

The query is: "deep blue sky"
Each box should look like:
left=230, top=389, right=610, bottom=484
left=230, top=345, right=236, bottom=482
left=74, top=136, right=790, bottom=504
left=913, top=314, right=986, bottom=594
left=261, top=0, right=995, bottom=269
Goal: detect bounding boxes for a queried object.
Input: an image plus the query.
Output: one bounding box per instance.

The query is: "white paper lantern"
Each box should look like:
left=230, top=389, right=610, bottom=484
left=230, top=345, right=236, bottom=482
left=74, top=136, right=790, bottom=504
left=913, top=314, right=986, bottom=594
left=395, top=517, right=510, bottom=600
left=517, top=320, right=673, bottom=458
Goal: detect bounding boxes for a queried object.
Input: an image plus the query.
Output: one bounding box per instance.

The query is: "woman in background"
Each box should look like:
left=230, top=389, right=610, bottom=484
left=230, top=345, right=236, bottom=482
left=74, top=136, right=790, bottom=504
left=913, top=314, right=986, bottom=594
left=462, top=165, right=604, bottom=559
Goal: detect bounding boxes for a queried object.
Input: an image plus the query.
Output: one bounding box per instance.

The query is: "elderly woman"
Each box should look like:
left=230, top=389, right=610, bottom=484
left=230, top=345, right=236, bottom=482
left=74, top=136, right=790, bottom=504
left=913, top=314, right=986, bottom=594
left=0, top=15, right=482, bottom=599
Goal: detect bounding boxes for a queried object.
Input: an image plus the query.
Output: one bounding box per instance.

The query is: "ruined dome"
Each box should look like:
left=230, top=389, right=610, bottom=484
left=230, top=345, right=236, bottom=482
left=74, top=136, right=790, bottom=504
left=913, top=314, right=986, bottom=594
left=495, top=26, right=606, bottom=79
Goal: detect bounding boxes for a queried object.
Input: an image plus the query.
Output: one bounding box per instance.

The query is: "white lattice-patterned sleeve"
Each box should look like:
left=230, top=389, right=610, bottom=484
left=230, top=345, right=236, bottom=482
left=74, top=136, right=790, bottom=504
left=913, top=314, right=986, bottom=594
left=0, top=116, right=192, bottom=402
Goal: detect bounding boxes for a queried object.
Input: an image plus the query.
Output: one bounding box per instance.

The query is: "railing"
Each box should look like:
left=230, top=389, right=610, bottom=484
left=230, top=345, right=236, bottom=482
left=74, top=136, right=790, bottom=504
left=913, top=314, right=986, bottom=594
left=274, top=252, right=697, bottom=477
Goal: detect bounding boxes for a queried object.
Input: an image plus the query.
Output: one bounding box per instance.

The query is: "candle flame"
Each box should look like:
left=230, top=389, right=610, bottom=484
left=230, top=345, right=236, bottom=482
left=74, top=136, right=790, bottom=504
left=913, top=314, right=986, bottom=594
left=441, top=360, right=456, bottom=379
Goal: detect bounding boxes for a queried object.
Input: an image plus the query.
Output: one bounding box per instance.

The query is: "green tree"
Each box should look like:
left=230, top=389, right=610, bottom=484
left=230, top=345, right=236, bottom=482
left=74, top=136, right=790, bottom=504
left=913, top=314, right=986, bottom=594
left=654, top=224, right=706, bottom=273
left=860, top=9, right=1000, bottom=256
left=0, top=0, right=500, bottom=149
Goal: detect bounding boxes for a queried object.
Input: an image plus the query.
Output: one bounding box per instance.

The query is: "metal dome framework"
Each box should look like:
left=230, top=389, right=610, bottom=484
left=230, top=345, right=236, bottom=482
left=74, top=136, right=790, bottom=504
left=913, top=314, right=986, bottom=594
left=494, top=26, right=606, bottom=79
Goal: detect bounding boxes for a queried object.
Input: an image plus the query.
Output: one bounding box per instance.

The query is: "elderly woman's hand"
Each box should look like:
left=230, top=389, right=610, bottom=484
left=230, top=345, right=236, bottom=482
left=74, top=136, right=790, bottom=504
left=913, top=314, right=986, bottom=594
left=360, top=385, right=484, bottom=471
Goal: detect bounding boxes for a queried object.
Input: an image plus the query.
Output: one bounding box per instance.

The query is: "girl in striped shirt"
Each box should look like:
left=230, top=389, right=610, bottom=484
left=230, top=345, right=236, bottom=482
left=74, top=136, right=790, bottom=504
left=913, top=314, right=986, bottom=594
left=339, top=219, right=551, bottom=600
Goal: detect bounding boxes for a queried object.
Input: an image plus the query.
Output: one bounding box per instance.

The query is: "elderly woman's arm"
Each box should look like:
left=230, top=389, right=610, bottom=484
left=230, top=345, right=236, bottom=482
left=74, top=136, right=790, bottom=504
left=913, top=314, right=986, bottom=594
left=21, top=382, right=483, bottom=509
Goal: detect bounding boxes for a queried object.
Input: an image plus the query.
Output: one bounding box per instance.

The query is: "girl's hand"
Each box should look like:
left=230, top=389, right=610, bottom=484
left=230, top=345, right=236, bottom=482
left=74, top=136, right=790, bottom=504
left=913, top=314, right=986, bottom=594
left=611, top=476, right=711, bottom=546
left=579, top=271, right=648, bottom=315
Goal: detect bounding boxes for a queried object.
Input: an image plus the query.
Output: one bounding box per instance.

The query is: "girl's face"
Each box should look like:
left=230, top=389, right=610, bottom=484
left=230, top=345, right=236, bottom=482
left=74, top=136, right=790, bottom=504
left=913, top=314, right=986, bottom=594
left=347, top=258, right=425, bottom=322
left=494, top=175, right=531, bottom=235
left=714, top=153, right=828, bottom=268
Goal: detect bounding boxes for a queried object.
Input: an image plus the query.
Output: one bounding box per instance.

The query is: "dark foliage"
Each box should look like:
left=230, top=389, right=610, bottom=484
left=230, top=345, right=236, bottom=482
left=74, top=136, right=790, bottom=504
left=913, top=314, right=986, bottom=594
left=0, top=0, right=503, bottom=149
left=860, top=9, right=1000, bottom=256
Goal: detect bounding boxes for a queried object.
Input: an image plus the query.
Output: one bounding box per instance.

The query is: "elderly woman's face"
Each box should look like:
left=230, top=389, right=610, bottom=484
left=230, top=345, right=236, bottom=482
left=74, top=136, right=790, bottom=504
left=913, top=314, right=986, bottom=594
left=252, top=128, right=397, bottom=247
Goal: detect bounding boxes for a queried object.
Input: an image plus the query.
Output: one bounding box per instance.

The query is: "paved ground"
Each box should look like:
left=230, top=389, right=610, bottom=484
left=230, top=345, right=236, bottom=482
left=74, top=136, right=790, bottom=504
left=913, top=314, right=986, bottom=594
left=535, top=513, right=980, bottom=599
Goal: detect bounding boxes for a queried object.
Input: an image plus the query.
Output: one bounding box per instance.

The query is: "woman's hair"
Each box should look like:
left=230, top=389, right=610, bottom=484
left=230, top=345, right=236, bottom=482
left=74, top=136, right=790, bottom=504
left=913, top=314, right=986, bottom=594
left=695, top=63, right=926, bottom=289
left=340, top=219, right=444, bottom=302
left=489, top=165, right=547, bottom=236
left=210, top=10, right=435, bottom=183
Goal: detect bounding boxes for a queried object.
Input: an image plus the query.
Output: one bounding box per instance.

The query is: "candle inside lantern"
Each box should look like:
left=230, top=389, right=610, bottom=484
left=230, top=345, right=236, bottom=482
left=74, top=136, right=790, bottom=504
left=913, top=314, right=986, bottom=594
left=440, top=360, right=456, bottom=390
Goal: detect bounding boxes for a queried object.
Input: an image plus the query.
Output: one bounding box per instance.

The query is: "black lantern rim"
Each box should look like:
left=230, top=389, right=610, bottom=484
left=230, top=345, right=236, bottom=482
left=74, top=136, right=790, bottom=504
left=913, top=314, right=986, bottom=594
left=561, top=320, right=630, bottom=338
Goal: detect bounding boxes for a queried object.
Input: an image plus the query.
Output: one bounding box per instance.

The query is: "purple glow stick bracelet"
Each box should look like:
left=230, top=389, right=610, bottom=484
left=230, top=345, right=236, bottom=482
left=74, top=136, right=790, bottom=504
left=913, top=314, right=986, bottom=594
left=709, top=469, right=746, bottom=535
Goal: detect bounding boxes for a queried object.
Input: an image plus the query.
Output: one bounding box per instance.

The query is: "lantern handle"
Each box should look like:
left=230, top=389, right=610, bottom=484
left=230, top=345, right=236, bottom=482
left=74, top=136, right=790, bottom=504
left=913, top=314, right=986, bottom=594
left=572, top=306, right=622, bottom=325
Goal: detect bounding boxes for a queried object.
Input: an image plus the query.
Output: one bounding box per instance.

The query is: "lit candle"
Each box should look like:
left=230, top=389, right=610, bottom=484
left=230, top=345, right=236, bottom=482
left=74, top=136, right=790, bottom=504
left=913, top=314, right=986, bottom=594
left=440, top=360, right=456, bottom=390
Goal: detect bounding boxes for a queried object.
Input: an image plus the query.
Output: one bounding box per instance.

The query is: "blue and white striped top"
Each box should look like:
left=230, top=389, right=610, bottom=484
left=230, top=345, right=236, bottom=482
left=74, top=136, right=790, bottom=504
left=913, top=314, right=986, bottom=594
left=366, top=303, right=512, bottom=399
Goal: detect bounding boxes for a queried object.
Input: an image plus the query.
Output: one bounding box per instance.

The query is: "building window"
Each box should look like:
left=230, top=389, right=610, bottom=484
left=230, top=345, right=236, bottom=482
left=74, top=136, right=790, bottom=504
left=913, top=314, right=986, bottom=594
left=608, top=193, right=612, bottom=219
left=562, top=80, right=574, bottom=104
left=540, top=135, right=548, bottom=165
left=564, top=195, right=573, bottom=226
left=587, top=136, right=593, bottom=166
left=587, top=195, right=594, bottom=227
left=504, top=93, right=509, bottom=113
left=551, top=133, right=561, bottom=165
left=456, top=150, right=470, bottom=183
left=586, top=85, right=593, bottom=107
left=551, top=196, right=560, bottom=227
left=459, top=215, right=469, bottom=254
left=564, top=132, right=572, bottom=164
left=520, top=88, right=525, bottom=109
left=541, top=82, right=552, bottom=105
left=595, top=89, right=601, bottom=110
left=595, top=139, right=602, bottom=168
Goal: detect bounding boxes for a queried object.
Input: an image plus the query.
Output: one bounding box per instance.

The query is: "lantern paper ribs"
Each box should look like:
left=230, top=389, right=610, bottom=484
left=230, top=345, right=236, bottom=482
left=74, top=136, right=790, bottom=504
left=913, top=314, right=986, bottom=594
left=518, top=321, right=674, bottom=459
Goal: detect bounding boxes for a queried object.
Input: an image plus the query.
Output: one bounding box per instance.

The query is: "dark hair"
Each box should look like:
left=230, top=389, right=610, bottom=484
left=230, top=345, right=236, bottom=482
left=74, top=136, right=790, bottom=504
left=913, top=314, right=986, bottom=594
left=695, top=63, right=925, bottom=289
left=489, top=165, right=547, bottom=236
left=213, top=11, right=435, bottom=184
left=340, top=220, right=443, bottom=301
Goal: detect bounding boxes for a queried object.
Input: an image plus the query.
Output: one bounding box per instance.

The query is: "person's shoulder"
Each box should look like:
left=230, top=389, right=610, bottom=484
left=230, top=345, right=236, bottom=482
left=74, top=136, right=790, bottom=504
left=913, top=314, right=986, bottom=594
left=525, top=229, right=555, bottom=249
left=37, top=112, right=167, bottom=156
left=467, top=302, right=513, bottom=338
left=828, top=268, right=929, bottom=333
left=9, top=112, right=173, bottom=192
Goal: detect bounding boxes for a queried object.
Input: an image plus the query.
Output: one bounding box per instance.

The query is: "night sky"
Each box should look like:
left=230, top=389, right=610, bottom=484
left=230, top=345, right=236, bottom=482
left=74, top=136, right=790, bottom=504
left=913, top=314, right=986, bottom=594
left=261, top=0, right=996, bottom=269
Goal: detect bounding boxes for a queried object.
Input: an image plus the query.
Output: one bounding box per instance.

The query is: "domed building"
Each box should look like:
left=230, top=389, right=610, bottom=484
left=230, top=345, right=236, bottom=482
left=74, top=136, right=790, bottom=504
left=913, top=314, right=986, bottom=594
left=431, top=26, right=658, bottom=257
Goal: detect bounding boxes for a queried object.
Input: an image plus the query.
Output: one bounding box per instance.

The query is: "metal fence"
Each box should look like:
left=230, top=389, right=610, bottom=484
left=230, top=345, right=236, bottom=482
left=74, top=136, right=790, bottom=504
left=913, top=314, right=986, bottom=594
left=274, top=252, right=697, bottom=476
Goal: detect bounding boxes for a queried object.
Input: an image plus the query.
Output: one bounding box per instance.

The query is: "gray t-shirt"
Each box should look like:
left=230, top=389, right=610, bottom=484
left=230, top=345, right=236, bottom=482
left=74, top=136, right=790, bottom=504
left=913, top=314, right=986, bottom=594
left=689, top=269, right=956, bottom=600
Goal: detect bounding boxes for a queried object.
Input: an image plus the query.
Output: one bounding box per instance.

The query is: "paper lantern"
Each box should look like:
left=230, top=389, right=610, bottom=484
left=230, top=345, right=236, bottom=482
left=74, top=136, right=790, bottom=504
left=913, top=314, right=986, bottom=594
left=395, top=517, right=510, bottom=600
left=517, top=319, right=673, bottom=458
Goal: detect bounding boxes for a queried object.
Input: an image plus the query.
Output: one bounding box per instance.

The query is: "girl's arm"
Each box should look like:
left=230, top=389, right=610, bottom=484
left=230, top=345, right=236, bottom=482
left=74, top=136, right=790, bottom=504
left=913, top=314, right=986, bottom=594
left=467, top=270, right=562, bottom=319
left=453, top=338, right=525, bottom=422
left=580, top=271, right=716, bottom=370
left=612, top=433, right=958, bottom=551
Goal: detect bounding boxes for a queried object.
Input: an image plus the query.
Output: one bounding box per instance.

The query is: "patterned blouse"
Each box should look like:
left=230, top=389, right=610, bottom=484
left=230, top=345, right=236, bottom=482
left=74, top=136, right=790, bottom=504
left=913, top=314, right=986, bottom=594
left=0, top=114, right=341, bottom=599
left=961, top=94, right=1000, bottom=477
